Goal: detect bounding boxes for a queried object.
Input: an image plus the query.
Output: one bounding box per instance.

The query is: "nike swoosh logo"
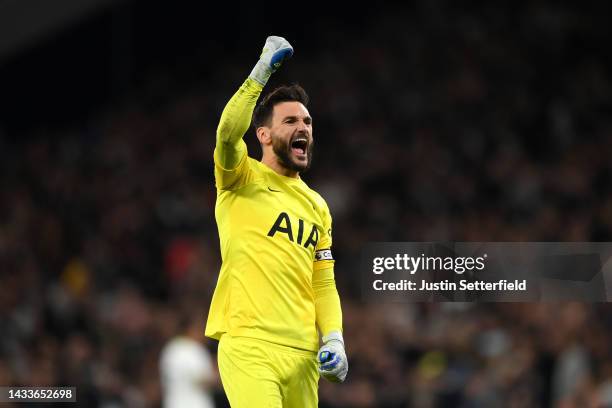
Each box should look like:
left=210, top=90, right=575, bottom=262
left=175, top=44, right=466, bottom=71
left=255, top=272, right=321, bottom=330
left=268, top=187, right=281, bottom=193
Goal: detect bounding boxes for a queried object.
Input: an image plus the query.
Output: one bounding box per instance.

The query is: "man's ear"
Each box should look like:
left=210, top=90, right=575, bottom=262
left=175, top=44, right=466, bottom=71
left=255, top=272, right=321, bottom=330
left=256, top=126, right=272, bottom=145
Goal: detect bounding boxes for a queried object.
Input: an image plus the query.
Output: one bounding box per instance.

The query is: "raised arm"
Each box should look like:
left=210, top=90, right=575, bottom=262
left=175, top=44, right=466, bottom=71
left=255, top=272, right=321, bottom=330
left=215, top=36, right=294, bottom=170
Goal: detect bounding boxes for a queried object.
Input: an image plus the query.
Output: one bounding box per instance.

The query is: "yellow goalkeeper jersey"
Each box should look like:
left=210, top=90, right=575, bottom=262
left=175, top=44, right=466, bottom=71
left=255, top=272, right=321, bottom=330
left=205, top=141, right=335, bottom=352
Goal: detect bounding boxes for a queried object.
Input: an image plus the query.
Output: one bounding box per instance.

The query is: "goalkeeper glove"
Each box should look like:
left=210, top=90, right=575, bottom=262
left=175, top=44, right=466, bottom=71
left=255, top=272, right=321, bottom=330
left=249, top=36, right=294, bottom=86
left=317, top=331, right=348, bottom=383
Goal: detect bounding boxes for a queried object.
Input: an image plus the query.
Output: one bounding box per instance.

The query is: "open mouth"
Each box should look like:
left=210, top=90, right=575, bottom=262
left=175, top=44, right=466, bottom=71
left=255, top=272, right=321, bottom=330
left=291, top=138, right=308, bottom=158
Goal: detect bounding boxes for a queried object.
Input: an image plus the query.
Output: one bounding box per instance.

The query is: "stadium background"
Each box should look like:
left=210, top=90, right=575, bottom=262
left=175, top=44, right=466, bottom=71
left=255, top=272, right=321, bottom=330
left=1, top=0, right=612, bottom=406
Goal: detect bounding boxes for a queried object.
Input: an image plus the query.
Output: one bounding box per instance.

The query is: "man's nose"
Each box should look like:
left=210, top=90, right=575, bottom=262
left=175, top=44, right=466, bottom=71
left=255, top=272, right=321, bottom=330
left=296, top=120, right=309, bottom=133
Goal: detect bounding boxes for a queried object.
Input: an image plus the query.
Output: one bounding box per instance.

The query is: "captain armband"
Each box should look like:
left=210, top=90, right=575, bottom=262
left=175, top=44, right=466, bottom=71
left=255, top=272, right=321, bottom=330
left=315, top=249, right=334, bottom=261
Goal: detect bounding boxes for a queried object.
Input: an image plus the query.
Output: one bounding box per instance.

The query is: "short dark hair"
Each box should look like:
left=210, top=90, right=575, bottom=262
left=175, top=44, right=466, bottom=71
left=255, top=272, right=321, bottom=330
left=252, top=84, right=309, bottom=129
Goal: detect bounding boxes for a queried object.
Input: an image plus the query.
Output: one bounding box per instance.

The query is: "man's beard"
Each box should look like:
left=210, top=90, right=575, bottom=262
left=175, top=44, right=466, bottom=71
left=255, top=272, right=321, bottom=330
left=271, top=133, right=313, bottom=173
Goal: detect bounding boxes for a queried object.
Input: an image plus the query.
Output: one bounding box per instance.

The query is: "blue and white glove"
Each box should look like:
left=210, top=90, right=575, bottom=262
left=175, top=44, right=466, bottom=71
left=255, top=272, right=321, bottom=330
left=317, top=331, right=348, bottom=383
left=249, top=36, right=294, bottom=86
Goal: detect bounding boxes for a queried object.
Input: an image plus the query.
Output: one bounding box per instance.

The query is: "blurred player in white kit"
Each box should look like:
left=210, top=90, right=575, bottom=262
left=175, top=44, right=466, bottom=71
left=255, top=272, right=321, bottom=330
left=160, top=314, right=218, bottom=408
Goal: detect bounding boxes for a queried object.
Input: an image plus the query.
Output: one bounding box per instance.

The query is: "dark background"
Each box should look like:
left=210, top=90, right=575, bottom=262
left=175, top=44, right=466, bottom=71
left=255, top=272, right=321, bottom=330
left=1, top=0, right=612, bottom=406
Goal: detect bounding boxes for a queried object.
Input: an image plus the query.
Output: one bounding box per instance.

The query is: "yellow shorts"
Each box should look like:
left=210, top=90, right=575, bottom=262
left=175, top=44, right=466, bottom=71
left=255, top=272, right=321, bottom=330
left=218, top=334, right=319, bottom=408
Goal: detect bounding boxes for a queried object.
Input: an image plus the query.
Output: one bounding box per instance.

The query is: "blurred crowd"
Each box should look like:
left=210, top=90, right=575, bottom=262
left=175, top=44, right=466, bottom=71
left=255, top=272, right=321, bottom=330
left=1, top=0, right=612, bottom=407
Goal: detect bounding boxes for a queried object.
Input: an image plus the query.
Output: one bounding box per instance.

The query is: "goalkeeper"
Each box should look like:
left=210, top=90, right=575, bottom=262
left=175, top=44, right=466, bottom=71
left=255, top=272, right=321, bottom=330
left=205, top=36, right=348, bottom=407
